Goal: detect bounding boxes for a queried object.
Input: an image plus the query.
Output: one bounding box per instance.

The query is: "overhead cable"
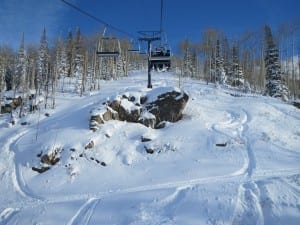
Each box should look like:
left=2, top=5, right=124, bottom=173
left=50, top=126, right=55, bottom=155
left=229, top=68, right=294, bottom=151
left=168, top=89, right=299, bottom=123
left=60, top=0, right=137, bottom=38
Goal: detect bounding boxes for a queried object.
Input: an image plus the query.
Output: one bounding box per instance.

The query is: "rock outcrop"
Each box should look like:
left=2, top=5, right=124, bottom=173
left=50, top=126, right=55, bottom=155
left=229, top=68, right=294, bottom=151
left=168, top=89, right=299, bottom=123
left=1, top=97, right=22, bottom=114
left=90, top=87, right=189, bottom=130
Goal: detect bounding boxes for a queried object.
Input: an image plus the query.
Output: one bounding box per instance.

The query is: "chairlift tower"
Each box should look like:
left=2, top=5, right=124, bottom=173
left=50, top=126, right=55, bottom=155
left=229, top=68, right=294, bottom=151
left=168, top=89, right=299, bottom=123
left=138, top=31, right=161, bottom=88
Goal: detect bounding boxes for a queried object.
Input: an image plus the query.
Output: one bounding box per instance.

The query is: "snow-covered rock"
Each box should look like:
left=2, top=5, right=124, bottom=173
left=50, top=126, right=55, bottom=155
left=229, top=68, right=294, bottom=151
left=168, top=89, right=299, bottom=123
left=90, top=86, right=189, bottom=130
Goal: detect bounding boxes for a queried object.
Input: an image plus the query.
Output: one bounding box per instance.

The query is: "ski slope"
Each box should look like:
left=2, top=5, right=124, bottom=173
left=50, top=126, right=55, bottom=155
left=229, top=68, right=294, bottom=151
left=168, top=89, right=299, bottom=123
left=0, top=71, right=300, bottom=225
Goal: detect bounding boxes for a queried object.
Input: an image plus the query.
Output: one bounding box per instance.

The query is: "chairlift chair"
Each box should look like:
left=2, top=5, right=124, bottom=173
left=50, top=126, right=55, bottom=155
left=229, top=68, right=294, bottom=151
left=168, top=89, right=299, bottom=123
left=97, top=36, right=121, bottom=57
left=150, top=46, right=171, bottom=70
left=127, top=39, right=141, bottom=53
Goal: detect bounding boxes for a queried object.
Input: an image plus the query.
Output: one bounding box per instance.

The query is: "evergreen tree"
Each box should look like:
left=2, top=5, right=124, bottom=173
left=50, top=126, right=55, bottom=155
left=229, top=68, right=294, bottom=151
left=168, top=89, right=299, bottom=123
left=15, top=33, right=27, bottom=92
left=56, top=37, right=67, bottom=79
left=37, top=28, right=50, bottom=93
left=183, top=46, right=196, bottom=77
left=26, top=45, right=38, bottom=90
left=264, top=25, right=289, bottom=100
left=0, top=51, right=6, bottom=114
left=74, top=28, right=85, bottom=94
left=211, top=39, right=226, bottom=84
left=66, top=30, right=74, bottom=77
left=228, top=45, right=245, bottom=87
left=179, top=39, right=196, bottom=77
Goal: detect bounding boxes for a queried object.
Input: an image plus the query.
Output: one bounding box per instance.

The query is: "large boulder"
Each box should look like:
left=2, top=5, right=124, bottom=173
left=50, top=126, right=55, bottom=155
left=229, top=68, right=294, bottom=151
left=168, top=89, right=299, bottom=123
left=1, top=96, right=22, bottom=114
left=90, top=106, right=119, bottom=131
left=144, top=88, right=189, bottom=125
left=90, top=87, right=189, bottom=130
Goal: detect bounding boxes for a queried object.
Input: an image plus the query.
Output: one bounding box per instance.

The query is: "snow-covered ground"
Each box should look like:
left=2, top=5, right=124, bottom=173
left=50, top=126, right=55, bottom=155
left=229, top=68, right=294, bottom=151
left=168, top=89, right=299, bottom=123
left=0, top=71, right=300, bottom=225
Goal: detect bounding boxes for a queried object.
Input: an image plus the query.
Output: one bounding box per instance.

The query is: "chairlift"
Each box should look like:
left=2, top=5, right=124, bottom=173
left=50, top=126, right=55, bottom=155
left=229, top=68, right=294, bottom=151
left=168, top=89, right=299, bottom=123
left=150, top=45, right=171, bottom=70
left=127, top=40, right=141, bottom=53
left=97, top=36, right=121, bottom=57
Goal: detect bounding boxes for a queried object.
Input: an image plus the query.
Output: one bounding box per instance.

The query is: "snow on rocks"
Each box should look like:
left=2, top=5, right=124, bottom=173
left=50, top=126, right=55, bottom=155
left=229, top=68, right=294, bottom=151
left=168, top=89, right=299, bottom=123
left=1, top=71, right=300, bottom=225
left=89, top=86, right=189, bottom=130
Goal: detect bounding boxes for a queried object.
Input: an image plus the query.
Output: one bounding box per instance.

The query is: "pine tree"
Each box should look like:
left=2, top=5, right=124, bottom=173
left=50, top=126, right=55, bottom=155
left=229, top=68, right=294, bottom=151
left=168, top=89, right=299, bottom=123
left=212, top=40, right=226, bottom=84
left=66, top=30, right=75, bottom=77
left=37, top=28, right=49, bottom=94
left=74, top=28, right=85, bottom=94
left=179, top=39, right=196, bottom=77
left=15, top=33, right=27, bottom=93
left=56, top=38, right=68, bottom=79
left=182, top=46, right=196, bottom=77
left=264, top=25, right=289, bottom=100
left=26, top=45, right=38, bottom=90
left=228, top=45, right=245, bottom=87
left=0, top=51, right=6, bottom=114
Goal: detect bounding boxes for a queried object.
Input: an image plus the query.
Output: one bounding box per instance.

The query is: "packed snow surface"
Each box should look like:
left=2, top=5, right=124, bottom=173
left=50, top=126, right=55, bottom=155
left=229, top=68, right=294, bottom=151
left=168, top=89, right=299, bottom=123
left=0, top=71, right=300, bottom=225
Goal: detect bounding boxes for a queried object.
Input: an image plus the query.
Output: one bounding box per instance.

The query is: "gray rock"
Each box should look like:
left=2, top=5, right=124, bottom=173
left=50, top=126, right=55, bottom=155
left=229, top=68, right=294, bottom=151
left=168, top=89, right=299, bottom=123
left=89, top=87, right=189, bottom=129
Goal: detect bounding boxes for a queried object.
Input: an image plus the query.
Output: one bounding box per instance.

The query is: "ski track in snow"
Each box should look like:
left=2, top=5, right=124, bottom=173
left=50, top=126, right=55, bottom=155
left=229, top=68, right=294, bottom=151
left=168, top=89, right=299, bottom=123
left=66, top=198, right=100, bottom=225
left=1, top=127, right=46, bottom=203
left=212, top=106, right=265, bottom=225
left=2, top=72, right=300, bottom=224
left=229, top=107, right=265, bottom=225
left=0, top=208, right=19, bottom=225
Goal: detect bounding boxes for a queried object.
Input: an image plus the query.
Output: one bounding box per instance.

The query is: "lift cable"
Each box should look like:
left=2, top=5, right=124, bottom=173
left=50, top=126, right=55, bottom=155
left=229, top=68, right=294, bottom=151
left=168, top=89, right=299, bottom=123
left=60, top=0, right=137, bottom=39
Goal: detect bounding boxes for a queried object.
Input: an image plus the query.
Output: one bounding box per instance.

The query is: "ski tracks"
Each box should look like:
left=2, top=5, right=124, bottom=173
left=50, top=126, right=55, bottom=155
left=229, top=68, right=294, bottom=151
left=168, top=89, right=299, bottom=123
left=231, top=181, right=264, bottom=225
left=0, top=128, right=45, bottom=202
left=0, top=208, right=19, bottom=225
left=219, top=107, right=266, bottom=225
left=66, top=198, right=100, bottom=225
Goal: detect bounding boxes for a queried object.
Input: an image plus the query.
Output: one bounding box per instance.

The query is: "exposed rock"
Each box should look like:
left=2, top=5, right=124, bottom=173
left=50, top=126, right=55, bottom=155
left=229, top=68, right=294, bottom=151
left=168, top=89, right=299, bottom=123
left=138, top=111, right=156, bottom=128
left=216, top=142, right=227, bottom=147
left=141, top=136, right=152, bottom=142
left=36, top=151, right=43, bottom=157
left=85, top=140, right=94, bottom=150
left=144, top=145, right=154, bottom=154
left=89, top=87, right=189, bottom=129
left=292, top=101, right=300, bottom=109
left=155, top=121, right=167, bottom=129
left=41, top=153, right=60, bottom=165
left=1, top=97, right=22, bottom=114
left=90, top=106, right=119, bottom=131
left=145, top=89, right=189, bottom=125
left=109, top=98, right=140, bottom=122
left=32, top=166, right=50, bottom=173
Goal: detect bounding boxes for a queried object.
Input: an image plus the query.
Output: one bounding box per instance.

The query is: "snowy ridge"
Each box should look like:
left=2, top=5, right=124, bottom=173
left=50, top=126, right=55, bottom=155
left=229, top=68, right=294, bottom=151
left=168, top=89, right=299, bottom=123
left=0, top=71, right=300, bottom=225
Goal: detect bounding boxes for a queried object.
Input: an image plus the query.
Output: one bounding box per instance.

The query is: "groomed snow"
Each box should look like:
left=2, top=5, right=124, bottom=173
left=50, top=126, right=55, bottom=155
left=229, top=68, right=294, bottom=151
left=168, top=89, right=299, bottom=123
left=0, top=70, right=299, bottom=225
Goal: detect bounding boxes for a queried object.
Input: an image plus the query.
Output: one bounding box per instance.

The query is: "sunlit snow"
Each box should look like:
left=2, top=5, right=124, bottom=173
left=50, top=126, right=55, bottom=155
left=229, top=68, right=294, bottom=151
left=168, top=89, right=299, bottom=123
left=0, top=71, right=299, bottom=225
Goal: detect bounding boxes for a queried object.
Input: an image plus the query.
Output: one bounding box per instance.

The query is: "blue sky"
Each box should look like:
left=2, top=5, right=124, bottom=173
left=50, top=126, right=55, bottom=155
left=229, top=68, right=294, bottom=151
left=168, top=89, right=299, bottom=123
left=0, top=0, right=299, bottom=51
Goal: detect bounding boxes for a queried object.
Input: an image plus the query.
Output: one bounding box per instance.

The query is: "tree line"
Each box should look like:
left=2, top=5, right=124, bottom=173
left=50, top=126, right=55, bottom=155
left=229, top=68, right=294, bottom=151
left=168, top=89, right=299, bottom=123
left=0, top=27, right=147, bottom=115
left=176, top=23, right=300, bottom=100
left=0, top=23, right=299, bottom=116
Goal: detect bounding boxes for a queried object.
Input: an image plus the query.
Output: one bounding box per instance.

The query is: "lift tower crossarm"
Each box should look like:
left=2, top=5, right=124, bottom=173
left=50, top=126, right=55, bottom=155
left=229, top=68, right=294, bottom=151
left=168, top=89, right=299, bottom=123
left=138, top=31, right=161, bottom=88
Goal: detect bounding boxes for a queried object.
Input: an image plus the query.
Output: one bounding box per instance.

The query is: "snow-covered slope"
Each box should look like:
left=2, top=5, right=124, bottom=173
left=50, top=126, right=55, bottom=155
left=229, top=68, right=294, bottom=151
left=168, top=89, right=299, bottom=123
left=1, top=71, right=300, bottom=225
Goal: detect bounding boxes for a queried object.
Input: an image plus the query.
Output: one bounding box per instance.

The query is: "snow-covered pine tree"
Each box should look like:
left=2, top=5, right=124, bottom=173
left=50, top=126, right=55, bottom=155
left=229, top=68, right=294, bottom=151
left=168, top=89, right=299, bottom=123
left=116, top=54, right=126, bottom=77
left=221, top=37, right=231, bottom=77
left=264, top=25, right=289, bottom=101
left=228, top=45, right=245, bottom=87
left=26, top=45, right=38, bottom=91
left=56, top=37, right=66, bottom=79
left=66, top=30, right=74, bottom=77
left=3, top=48, right=15, bottom=91
left=74, top=28, right=85, bottom=94
left=37, top=28, right=49, bottom=94
left=15, top=33, right=27, bottom=93
left=0, top=51, right=6, bottom=114
left=183, top=46, right=191, bottom=76
left=212, top=39, right=226, bottom=84
left=183, top=46, right=196, bottom=77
